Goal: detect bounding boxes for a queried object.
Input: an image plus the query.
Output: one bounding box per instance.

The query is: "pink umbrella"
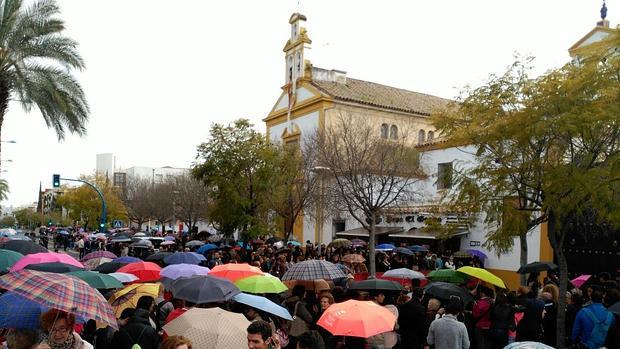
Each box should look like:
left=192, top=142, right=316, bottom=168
left=571, top=274, right=591, bottom=288
left=10, top=252, right=83, bottom=272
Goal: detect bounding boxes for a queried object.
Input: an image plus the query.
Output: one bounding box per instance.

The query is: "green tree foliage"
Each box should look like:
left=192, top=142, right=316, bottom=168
left=56, top=174, right=127, bottom=230
left=0, top=179, right=8, bottom=201
left=433, top=32, right=620, bottom=347
left=0, top=215, right=15, bottom=227
left=193, top=119, right=273, bottom=240
left=13, top=207, right=34, bottom=228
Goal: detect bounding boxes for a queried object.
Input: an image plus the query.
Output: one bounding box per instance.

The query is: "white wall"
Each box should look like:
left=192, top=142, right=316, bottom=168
left=96, top=153, right=114, bottom=180
left=268, top=111, right=319, bottom=144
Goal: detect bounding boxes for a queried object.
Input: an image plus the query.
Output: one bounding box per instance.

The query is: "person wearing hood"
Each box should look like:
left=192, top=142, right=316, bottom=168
left=111, top=296, right=160, bottom=349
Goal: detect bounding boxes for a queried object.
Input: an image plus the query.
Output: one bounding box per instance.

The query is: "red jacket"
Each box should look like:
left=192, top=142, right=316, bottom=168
left=473, top=297, right=493, bottom=329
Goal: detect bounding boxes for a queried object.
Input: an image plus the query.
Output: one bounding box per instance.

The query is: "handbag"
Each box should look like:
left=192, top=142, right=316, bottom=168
left=289, top=301, right=310, bottom=337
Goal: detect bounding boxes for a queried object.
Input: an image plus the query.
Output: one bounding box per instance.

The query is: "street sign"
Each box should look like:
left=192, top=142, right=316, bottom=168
left=112, top=220, right=123, bottom=228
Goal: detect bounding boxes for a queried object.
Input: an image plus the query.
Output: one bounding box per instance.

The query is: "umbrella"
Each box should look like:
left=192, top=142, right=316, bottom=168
left=251, top=238, right=264, bottom=244
left=466, top=249, right=488, bottom=260
left=427, top=269, right=469, bottom=284
left=0, top=269, right=117, bottom=328
left=349, top=279, right=404, bottom=291
left=282, top=260, right=347, bottom=281
left=133, top=232, right=147, bottom=237
left=517, top=261, right=558, bottom=274
left=117, top=261, right=161, bottom=282
left=317, top=300, right=397, bottom=338
left=287, top=241, right=301, bottom=247
left=81, top=250, right=117, bottom=261
left=502, top=342, right=555, bottom=349
left=110, top=237, right=131, bottom=243
left=382, top=268, right=426, bottom=280
left=163, top=307, right=250, bottom=349
left=232, top=293, right=292, bottom=320
left=408, top=245, right=428, bottom=252
left=145, top=251, right=173, bottom=261
left=164, top=236, right=175, bottom=241
left=94, top=262, right=127, bottom=274
left=328, top=238, right=352, bottom=249
left=394, top=247, right=414, bottom=256
left=10, top=252, right=83, bottom=272
left=342, top=254, right=365, bottom=264
left=424, top=282, right=474, bottom=303
left=108, top=272, right=139, bottom=283
left=609, top=301, right=620, bottom=316
left=160, top=263, right=211, bottom=280
left=112, top=256, right=141, bottom=264
left=83, top=257, right=113, bottom=270
left=283, top=279, right=334, bottom=292
left=197, top=243, right=219, bottom=254
left=57, top=230, right=69, bottom=235
left=0, top=240, right=47, bottom=255
left=0, top=292, right=48, bottom=329
left=571, top=274, right=591, bottom=288
left=129, top=240, right=152, bottom=248
left=170, top=275, right=240, bottom=304
left=186, top=240, right=205, bottom=247
left=209, top=263, right=263, bottom=281
left=351, top=239, right=367, bottom=247
left=160, top=240, right=175, bottom=246
left=234, top=275, right=288, bottom=294
left=164, top=252, right=207, bottom=265
left=0, top=249, right=23, bottom=272
left=67, top=270, right=124, bottom=289
left=109, top=283, right=161, bottom=317
left=265, top=237, right=282, bottom=244
left=376, top=243, right=396, bottom=251
left=25, top=262, right=84, bottom=273
left=453, top=251, right=473, bottom=258
left=457, top=266, right=506, bottom=289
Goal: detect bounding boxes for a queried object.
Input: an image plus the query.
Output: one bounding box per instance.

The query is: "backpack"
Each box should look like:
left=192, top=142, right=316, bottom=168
left=123, top=327, right=146, bottom=349
left=583, top=308, right=613, bottom=349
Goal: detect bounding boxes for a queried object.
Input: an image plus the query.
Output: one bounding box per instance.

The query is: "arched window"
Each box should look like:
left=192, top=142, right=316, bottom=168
left=427, top=131, right=434, bottom=141
left=380, top=124, right=388, bottom=139
left=418, top=129, right=426, bottom=145
left=390, top=125, right=398, bottom=140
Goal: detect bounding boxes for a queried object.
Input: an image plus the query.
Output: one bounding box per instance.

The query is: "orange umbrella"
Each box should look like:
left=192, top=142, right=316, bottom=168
left=317, top=300, right=396, bottom=338
left=116, top=261, right=161, bottom=282
left=209, top=263, right=263, bottom=281
left=283, top=279, right=333, bottom=292
left=342, top=254, right=365, bottom=264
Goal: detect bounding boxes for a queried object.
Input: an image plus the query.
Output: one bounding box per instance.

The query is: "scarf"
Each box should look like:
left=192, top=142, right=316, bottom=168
left=41, top=332, right=77, bottom=349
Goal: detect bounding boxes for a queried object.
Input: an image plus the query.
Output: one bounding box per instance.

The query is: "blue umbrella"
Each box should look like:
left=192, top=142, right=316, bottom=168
left=287, top=241, right=301, bottom=247
left=164, top=252, right=206, bottom=265
left=112, top=256, right=141, bottom=264
left=0, top=292, right=47, bottom=329
left=232, top=293, right=293, bottom=320
left=196, top=244, right=218, bottom=254
left=376, top=243, right=396, bottom=251
left=408, top=245, right=428, bottom=253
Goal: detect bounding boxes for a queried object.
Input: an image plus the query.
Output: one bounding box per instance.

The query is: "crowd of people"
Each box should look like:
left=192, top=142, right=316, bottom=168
left=0, top=228, right=618, bottom=349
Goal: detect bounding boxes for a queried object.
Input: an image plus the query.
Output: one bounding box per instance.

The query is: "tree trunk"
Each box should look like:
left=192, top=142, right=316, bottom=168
left=368, top=215, right=376, bottom=278
left=0, top=77, right=9, bottom=172
left=547, top=210, right=567, bottom=348
left=519, top=231, right=528, bottom=285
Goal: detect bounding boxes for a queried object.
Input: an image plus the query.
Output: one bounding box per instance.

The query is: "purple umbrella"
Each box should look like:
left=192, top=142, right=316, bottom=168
left=160, top=263, right=210, bottom=280
left=465, top=249, right=488, bottom=260
left=113, top=256, right=141, bottom=264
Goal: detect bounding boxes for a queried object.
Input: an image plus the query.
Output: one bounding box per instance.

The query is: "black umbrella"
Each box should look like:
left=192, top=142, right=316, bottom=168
left=145, top=252, right=173, bottom=262
left=609, top=301, right=620, bottom=316
left=25, top=262, right=84, bottom=273
left=349, top=279, right=404, bottom=291
left=170, top=275, right=240, bottom=304
left=517, top=261, right=558, bottom=274
left=394, top=247, right=414, bottom=256
left=265, top=237, right=282, bottom=245
left=424, top=282, right=474, bottom=304
left=0, top=240, right=47, bottom=255
left=94, top=262, right=127, bottom=274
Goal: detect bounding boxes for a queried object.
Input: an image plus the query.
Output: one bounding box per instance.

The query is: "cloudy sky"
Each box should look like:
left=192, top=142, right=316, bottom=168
left=2, top=0, right=616, bottom=207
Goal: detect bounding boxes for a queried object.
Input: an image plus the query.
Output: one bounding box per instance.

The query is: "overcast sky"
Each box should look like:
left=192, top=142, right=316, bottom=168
left=1, top=0, right=616, bottom=207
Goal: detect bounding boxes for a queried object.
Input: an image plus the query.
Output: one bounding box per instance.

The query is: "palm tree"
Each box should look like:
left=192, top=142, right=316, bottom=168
left=0, top=179, right=8, bottom=201
left=0, top=0, right=89, bottom=169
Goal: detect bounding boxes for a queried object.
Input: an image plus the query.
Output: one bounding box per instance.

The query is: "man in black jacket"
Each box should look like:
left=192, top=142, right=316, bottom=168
left=111, top=296, right=160, bottom=349
left=398, top=287, right=427, bottom=349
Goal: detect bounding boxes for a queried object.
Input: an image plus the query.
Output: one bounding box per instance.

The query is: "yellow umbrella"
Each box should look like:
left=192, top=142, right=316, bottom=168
left=108, top=283, right=161, bottom=317
left=456, top=266, right=506, bottom=289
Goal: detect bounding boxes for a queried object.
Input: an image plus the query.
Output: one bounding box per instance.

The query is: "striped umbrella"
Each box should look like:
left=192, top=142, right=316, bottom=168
left=282, top=260, right=347, bottom=281
left=81, top=250, right=117, bottom=262
left=0, top=269, right=117, bottom=328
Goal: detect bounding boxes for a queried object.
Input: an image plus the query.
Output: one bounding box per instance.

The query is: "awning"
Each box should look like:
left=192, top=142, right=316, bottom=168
left=336, top=226, right=404, bottom=238
left=389, top=228, right=468, bottom=240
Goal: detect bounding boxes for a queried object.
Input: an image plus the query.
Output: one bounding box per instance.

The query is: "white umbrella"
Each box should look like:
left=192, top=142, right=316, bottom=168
left=383, top=268, right=426, bottom=280
left=108, top=272, right=139, bottom=283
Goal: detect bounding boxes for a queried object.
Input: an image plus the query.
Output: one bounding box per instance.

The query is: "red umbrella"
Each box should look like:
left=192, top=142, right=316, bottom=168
left=209, top=263, right=263, bottom=281
left=317, top=300, right=396, bottom=338
left=117, top=261, right=161, bottom=282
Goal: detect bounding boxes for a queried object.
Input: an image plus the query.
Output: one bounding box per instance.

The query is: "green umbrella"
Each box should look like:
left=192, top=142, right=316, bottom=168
left=66, top=271, right=124, bottom=289
left=234, top=275, right=288, bottom=294
left=328, top=238, right=352, bottom=249
left=0, top=249, right=23, bottom=272
left=427, top=269, right=469, bottom=284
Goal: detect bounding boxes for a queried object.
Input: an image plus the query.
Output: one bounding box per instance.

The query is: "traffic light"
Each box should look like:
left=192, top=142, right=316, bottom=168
left=52, top=174, right=60, bottom=188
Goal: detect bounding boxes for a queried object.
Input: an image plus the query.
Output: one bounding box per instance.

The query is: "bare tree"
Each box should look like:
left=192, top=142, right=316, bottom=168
left=169, top=174, right=210, bottom=237
left=313, top=114, right=425, bottom=277
left=149, top=180, right=174, bottom=233
left=124, top=177, right=153, bottom=230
